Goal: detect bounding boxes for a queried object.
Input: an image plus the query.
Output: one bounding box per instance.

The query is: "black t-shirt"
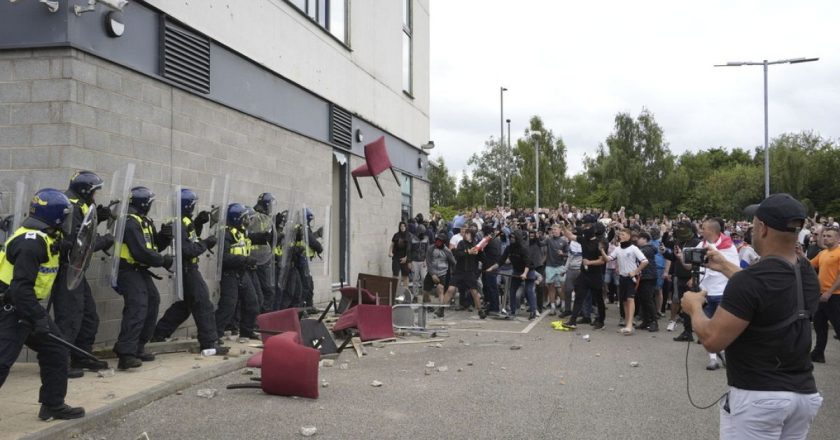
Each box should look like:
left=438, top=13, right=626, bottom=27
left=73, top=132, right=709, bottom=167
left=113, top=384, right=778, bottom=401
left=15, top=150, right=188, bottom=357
left=721, top=257, right=820, bottom=393
left=391, top=232, right=408, bottom=259
left=579, top=237, right=606, bottom=279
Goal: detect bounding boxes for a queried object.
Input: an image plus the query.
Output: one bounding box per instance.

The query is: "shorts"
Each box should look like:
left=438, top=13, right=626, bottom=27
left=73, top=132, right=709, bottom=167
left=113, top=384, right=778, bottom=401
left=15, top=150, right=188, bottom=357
left=423, top=272, right=449, bottom=292
left=392, top=258, right=409, bottom=277
left=618, top=275, right=637, bottom=301
left=451, top=273, right=480, bottom=294
left=655, top=267, right=665, bottom=289
left=704, top=295, right=721, bottom=318
left=604, top=268, right=620, bottom=285
left=545, top=265, right=566, bottom=285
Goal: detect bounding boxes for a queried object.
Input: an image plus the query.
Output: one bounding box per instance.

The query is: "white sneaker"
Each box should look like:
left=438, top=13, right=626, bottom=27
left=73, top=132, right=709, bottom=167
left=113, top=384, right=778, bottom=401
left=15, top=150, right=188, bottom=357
left=666, top=320, right=676, bottom=332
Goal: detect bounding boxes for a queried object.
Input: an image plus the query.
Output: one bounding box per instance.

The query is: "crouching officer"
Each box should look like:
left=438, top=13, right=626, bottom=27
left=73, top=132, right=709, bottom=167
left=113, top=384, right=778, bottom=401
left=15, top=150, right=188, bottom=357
left=0, top=189, right=85, bottom=420
left=215, top=203, right=260, bottom=340
left=113, top=187, right=173, bottom=370
left=53, top=171, right=114, bottom=377
left=152, top=189, right=228, bottom=355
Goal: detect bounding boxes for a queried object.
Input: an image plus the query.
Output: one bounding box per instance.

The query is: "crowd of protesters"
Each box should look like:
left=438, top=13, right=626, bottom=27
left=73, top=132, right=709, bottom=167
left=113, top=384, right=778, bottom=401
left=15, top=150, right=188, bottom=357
left=391, top=204, right=840, bottom=367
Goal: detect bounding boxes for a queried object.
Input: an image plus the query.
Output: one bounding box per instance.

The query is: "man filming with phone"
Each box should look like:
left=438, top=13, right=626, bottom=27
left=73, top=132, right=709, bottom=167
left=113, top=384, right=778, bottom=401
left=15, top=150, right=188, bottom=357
left=682, top=194, right=822, bottom=440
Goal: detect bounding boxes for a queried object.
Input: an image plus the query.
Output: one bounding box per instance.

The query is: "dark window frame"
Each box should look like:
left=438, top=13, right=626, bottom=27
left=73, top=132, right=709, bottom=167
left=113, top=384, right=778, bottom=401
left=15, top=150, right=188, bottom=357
left=402, top=0, right=413, bottom=97
left=284, top=0, right=351, bottom=50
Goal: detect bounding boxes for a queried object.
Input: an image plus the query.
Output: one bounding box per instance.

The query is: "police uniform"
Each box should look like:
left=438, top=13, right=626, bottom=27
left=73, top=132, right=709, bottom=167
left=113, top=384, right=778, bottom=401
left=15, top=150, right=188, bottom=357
left=114, top=210, right=170, bottom=363
left=215, top=225, right=259, bottom=339
left=0, top=189, right=85, bottom=420
left=152, top=215, right=220, bottom=351
left=52, top=192, right=112, bottom=370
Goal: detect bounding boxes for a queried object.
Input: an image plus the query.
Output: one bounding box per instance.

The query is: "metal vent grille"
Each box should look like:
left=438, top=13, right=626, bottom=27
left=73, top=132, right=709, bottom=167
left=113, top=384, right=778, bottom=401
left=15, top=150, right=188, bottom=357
left=330, top=105, right=352, bottom=149
left=162, top=18, right=211, bottom=94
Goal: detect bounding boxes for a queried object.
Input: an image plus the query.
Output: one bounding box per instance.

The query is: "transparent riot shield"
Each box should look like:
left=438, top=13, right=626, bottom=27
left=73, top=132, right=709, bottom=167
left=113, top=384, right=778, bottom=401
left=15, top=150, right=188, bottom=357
left=268, top=198, right=278, bottom=288
left=321, top=204, right=331, bottom=278
left=108, top=163, right=135, bottom=289
left=11, top=178, right=28, bottom=232
left=66, top=206, right=97, bottom=290
left=278, top=189, right=302, bottom=306
left=171, top=185, right=184, bottom=301
left=207, top=174, right=230, bottom=299
left=247, top=208, right=274, bottom=266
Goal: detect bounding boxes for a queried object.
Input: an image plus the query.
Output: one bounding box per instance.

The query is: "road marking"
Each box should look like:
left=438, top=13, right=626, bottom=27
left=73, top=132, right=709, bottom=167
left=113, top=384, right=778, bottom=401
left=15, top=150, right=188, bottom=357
left=520, top=310, right=548, bottom=334
left=445, top=310, right=550, bottom=334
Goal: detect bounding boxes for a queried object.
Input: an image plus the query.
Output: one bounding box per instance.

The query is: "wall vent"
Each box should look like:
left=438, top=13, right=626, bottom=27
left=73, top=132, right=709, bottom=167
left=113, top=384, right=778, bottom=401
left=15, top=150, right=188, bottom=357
left=330, top=104, right=352, bottom=150
left=162, top=18, right=211, bottom=94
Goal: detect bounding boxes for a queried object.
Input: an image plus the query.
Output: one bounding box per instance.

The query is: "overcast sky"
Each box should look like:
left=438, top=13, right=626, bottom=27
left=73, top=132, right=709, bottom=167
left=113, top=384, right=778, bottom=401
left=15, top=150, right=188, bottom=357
left=428, top=0, right=840, bottom=177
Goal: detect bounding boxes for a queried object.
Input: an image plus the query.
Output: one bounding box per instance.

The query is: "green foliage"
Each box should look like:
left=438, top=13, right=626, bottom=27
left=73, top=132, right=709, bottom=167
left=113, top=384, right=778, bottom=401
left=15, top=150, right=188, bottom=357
left=428, top=157, right=457, bottom=207
left=430, top=205, right=458, bottom=222
left=510, top=116, right=568, bottom=208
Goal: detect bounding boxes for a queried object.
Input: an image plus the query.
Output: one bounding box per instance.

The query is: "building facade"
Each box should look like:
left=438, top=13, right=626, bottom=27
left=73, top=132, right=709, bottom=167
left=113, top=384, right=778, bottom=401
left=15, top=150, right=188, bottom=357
left=0, top=0, right=430, bottom=351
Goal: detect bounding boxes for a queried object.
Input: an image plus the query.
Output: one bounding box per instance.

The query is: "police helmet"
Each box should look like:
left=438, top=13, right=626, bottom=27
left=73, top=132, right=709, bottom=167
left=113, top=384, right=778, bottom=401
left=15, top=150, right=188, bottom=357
left=255, top=192, right=275, bottom=214
left=29, top=188, right=72, bottom=228
left=227, top=203, right=248, bottom=228
left=304, top=207, right=314, bottom=223
left=129, top=186, right=155, bottom=215
left=180, top=188, right=198, bottom=216
left=68, top=170, right=103, bottom=202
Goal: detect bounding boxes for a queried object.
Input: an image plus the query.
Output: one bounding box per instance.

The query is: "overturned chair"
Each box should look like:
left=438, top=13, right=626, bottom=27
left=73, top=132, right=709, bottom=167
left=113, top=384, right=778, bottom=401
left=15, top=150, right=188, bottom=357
left=228, top=332, right=320, bottom=399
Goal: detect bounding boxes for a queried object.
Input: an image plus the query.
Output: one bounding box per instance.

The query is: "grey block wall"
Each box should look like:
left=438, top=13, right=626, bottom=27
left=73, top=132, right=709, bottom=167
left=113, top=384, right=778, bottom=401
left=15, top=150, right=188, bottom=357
left=1, top=48, right=429, bottom=355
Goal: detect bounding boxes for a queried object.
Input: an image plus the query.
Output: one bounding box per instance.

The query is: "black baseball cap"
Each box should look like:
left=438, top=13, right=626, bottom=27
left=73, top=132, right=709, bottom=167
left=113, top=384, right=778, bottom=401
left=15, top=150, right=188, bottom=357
left=743, top=193, right=806, bottom=233
left=582, top=214, right=597, bottom=224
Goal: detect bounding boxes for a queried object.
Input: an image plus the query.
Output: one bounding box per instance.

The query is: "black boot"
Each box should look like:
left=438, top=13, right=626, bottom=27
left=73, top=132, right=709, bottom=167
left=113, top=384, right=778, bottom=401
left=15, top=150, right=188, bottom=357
left=136, top=351, right=156, bottom=362
left=117, top=355, right=142, bottom=370
left=71, top=357, right=109, bottom=371
left=38, top=403, right=85, bottom=421
left=67, top=368, right=84, bottom=379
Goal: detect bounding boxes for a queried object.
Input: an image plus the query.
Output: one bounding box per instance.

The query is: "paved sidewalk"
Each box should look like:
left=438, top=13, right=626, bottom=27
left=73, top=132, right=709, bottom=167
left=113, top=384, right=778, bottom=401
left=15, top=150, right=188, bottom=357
left=0, top=339, right=257, bottom=440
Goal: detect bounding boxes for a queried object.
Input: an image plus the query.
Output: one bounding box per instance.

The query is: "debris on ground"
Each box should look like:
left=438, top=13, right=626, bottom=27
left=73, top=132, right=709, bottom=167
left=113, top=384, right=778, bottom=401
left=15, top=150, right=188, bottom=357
left=457, top=368, right=464, bottom=372
left=97, top=369, right=115, bottom=378
left=339, top=363, right=349, bottom=370
left=467, top=362, right=474, bottom=366
left=241, top=368, right=256, bottom=375
left=630, top=361, right=640, bottom=367
left=582, top=334, right=590, bottom=342
left=299, top=426, right=318, bottom=437
left=437, top=366, right=448, bottom=372
left=192, top=363, right=201, bottom=369
left=425, top=361, right=435, bottom=368
left=370, top=380, right=383, bottom=387
left=320, top=359, right=335, bottom=368
left=103, top=392, right=116, bottom=400
left=510, top=345, right=522, bottom=350
left=135, top=432, right=150, bottom=440
left=196, top=388, right=217, bottom=399
left=321, top=381, right=329, bottom=388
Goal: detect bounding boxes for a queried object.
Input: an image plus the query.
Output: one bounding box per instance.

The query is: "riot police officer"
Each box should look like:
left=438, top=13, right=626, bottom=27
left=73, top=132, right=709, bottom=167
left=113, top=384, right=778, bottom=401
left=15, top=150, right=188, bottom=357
left=297, top=208, right=323, bottom=314
left=252, top=193, right=277, bottom=312
left=152, top=189, right=228, bottom=355
left=0, top=189, right=85, bottom=420
left=53, top=171, right=113, bottom=377
left=215, top=203, right=260, bottom=340
left=113, top=187, right=173, bottom=370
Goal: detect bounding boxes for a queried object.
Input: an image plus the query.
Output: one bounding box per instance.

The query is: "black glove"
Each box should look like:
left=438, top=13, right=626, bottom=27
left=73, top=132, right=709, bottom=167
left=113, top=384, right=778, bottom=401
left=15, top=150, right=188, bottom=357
left=203, top=235, right=217, bottom=251
left=158, top=222, right=173, bottom=242
left=194, top=210, right=211, bottom=226
left=30, top=316, right=51, bottom=340
left=162, top=254, right=174, bottom=270
left=314, top=226, right=324, bottom=239
left=95, top=204, right=112, bottom=224
left=0, top=215, right=12, bottom=233
left=99, top=233, right=115, bottom=251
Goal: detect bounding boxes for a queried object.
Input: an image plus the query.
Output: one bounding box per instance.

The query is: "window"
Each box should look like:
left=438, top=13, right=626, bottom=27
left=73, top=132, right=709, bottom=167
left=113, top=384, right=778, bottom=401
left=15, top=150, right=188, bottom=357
left=401, top=173, right=412, bottom=221
left=402, top=0, right=412, bottom=95
left=286, top=0, right=348, bottom=44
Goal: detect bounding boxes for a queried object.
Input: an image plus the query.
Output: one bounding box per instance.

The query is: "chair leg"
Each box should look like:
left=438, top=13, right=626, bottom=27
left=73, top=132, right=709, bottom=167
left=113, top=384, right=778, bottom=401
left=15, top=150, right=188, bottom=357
left=372, top=174, right=384, bottom=197
left=390, top=167, right=400, bottom=186
left=352, top=175, right=363, bottom=199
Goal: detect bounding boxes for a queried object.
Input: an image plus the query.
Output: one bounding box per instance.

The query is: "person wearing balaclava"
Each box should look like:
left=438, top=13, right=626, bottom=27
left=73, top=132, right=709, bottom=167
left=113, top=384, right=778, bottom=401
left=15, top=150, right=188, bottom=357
left=427, top=231, right=456, bottom=318
left=389, top=221, right=410, bottom=289
left=498, top=229, right=538, bottom=320
left=562, top=215, right=609, bottom=329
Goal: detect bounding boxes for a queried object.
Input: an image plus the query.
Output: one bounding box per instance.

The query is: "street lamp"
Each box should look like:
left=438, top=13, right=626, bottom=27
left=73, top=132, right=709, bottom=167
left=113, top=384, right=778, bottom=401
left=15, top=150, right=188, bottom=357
left=714, top=57, right=819, bottom=198
left=530, top=129, right=544, bottom=230
left=506, top=118, right=511, bottom=207
left=500, top=86, right=507, bottom=205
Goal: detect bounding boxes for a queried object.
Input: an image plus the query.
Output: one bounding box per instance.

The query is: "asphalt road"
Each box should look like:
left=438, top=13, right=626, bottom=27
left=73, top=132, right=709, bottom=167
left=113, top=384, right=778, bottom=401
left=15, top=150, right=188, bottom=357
left=82, top=310, right=840, bottom=440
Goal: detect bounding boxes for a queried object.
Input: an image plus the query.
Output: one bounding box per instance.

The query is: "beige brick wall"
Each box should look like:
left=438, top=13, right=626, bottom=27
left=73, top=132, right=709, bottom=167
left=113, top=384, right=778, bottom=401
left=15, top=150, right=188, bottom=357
left=1, top=48, right=427, bottom=353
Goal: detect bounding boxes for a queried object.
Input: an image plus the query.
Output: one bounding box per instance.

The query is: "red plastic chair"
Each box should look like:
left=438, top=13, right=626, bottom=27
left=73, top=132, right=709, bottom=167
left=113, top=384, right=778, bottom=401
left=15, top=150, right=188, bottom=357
left=230, top=332, right=320, bottom=399
left=333, top=304, right=395, bottom=342
left=247, top=309, right=303, bottom=368
left=351, top=136, right=401, bottom=198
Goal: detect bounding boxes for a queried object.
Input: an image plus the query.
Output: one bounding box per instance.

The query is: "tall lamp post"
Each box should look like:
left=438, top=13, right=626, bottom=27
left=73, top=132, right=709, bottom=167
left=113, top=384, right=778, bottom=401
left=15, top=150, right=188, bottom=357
left=530, top=129, right=544, bottom=230
left=500, top=86, right=508, bottom=206
left=714, top=57, right=819, bottom=198
left=506, top=118, right=511, bottom=207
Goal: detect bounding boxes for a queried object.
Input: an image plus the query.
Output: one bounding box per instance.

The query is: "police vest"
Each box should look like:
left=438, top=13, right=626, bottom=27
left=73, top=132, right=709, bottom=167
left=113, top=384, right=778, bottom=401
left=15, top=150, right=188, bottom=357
left=229, top=227, right=249, bottom=256
left=183, top=216, right=199, bottom=265
left=0, top=227, right=60, bottom=300
left=68, top=197, right=91, bottom=217
left=293, top=225, right=316, bottom=258
left=119, top=214, right=157, bottom=266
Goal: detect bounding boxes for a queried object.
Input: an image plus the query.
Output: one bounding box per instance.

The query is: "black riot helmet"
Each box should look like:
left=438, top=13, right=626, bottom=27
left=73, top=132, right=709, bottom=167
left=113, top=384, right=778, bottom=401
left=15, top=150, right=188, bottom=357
left=255, top=192, right=275, bottom=215
left=68, top=170, right=104, bottom=204
left=180, top=188, right=198, bottom=217
left=129, top=186, right=155, bottom=215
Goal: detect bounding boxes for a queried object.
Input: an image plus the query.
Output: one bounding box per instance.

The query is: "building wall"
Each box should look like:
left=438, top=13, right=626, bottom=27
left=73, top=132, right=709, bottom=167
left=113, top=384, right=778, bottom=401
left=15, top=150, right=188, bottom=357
left=1, top=47, right=428, bottom=355
left=145, top=0, right=431, bottom=148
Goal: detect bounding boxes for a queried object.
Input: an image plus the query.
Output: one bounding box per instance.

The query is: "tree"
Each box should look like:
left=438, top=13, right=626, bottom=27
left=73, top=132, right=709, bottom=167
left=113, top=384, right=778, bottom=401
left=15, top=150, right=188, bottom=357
left=510, top=116, right=568, bottom=208
left=428, top=157, right=457, bottom=207
left=467, top=136, right=513, bottom=206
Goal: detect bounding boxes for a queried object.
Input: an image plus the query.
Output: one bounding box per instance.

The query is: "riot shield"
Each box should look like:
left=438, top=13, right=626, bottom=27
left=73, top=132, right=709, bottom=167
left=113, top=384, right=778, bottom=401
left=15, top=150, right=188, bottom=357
left=65, top=206, right=97, bottom=290
left=320, top=204, right=331, bottom=278
left=108, top=163, right=135, bottom=289
left=247, top=209, right=273, bottom=266
left=268, top=198, right=278, bottom=288
left=171, top=185, right=184, bottom=301
left=11, top=178, right=28, bottom=232
left=277, top=189, right=302, bottom=307
left=210, top=174, right=230, bottom=286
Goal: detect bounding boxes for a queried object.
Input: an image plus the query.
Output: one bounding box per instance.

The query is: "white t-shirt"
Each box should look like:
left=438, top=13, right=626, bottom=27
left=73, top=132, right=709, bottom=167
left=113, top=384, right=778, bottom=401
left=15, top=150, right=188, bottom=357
left=694, top=235, right=740, bottom=297
left=449, top=233, right=462, bottom=250
left=608, top=244, right=647, bottom=276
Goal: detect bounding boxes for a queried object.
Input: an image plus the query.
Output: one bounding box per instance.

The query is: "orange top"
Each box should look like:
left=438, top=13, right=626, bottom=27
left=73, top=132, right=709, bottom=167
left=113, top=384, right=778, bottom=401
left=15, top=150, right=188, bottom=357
left=810, top=245, right=840, bottom=294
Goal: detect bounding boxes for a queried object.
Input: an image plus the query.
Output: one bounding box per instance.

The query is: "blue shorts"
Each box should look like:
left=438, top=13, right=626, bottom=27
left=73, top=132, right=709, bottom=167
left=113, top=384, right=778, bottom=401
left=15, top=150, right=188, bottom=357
left=604, top=268, right=619, bottom=285
left=545, top=265, right=566, bottom=285
left=655, top=267, right=665, bottom=289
